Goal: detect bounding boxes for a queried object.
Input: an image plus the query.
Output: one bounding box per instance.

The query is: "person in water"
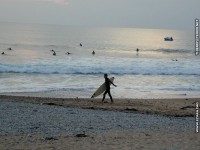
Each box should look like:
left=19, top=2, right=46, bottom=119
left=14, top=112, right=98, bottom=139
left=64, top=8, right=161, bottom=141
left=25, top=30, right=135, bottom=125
left=102, top=74, right=117, bottom=103
left=92, top=51, right=95, bottom=55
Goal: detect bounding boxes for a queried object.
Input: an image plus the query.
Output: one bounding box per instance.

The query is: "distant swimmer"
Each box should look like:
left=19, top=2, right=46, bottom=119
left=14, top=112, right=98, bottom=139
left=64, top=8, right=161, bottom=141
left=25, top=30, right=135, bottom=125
left=136, top=48, right=139, bottom=52
left=66, top=52, right=71, bottom=55
left=53, top=51, right=56, bottom=56
left=7, top=48, right=12, bottom=50
left=80, top=43, right=82, bottom=47
left=92, top=51, right=95, bottom=55
left=1, top=52, right=5, bottom=55
left=172, top=59, right=178, bottom=61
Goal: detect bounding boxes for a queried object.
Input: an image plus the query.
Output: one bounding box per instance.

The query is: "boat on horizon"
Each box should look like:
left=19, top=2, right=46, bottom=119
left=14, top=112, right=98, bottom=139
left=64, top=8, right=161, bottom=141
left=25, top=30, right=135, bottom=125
left=164, top=37, right=173, bottom=41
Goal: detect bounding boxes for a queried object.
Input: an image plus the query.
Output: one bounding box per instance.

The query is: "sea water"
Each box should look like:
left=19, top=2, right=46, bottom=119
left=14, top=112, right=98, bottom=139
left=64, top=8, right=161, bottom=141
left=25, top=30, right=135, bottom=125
left=0, top=22, right=200, bottom=98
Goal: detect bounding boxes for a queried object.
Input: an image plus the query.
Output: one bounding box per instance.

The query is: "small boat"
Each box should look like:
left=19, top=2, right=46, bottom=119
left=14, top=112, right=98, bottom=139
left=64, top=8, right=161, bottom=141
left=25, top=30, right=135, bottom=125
left=164, top=37, right=173, bottom=41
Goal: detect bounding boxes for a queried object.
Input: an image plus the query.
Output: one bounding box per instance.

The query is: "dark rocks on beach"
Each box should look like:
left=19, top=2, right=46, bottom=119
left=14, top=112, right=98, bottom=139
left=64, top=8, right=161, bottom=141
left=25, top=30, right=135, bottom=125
left=145, top=133, right=150, bottom=136
left=75, top=132, right=88, bottom=138
left=43, top=103, right=62, bottom=106
left=125, top=108, right=138, bottom=111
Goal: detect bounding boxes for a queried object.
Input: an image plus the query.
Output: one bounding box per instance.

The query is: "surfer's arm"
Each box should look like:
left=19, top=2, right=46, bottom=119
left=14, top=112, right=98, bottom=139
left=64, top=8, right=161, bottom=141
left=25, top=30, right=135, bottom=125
left=109, top=80, right=117, bottom=87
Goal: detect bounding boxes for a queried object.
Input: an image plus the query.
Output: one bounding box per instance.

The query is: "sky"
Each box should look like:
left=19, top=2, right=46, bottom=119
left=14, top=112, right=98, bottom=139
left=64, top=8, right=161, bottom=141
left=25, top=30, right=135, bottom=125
left=0, top=0, right=200, bottom=30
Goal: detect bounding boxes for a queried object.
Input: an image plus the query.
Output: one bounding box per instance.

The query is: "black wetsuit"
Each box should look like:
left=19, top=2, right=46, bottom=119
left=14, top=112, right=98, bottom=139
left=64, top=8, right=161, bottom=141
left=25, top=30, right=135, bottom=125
left=102, top=77, right=113, bottom=102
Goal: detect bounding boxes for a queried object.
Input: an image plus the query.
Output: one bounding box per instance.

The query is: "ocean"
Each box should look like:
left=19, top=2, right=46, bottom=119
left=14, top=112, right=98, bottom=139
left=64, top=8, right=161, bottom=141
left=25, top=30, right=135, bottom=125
left=0, top=22, right=199, bottom=98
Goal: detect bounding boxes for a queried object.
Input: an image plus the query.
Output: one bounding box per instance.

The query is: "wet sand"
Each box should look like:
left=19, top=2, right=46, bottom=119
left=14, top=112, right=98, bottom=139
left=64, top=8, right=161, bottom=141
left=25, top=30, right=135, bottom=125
left=0, top=95, right=199, bottom=117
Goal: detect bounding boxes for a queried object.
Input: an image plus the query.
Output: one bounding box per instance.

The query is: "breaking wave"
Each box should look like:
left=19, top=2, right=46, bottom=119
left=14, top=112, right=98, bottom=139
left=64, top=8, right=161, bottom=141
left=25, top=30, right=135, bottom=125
left=1, top=61, right=200, bottom=76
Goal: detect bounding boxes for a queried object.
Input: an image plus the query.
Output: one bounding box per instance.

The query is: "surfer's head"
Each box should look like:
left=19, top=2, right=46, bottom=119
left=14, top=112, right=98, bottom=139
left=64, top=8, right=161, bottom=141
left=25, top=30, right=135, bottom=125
left=104, top=74, right=108, bottom=78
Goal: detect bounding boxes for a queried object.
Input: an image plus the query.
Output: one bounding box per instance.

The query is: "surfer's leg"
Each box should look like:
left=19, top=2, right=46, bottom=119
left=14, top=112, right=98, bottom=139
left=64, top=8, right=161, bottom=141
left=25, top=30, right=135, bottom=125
left=102, top=90, right=108, bottom=102
left=108, top=90, right=113, bottom=103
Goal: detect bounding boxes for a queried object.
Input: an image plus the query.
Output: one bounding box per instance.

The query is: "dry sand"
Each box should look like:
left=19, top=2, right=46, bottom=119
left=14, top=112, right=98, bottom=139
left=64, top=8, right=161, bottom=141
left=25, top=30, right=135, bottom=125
left=0, top=95, right=199, bottom=150
left=0, top=131, right=199, bottom=150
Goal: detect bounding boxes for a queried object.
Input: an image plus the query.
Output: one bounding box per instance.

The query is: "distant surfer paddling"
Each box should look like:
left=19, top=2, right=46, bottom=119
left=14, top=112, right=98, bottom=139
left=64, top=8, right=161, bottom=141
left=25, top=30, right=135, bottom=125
left=102, top=74, right=117, bottom=103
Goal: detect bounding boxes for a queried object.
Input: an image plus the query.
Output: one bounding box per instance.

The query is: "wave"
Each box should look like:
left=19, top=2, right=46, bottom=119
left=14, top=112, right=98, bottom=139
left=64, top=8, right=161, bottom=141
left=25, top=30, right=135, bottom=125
left=1, top=63, right=200, bottom=76
left=149, top=49, right=192, bottom=53
left=0, top=42, right=192, bottom=53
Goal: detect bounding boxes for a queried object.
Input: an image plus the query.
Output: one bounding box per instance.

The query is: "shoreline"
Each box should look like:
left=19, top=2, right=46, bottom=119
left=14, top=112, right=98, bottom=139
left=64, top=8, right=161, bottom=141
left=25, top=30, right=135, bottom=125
left=0, top=94, right=199, bottom=117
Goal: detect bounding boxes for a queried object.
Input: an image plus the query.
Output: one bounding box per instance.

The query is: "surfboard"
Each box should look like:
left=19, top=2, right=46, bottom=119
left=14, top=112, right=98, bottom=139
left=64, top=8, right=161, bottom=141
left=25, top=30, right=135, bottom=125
left=91, top=77, right=114, bottom=98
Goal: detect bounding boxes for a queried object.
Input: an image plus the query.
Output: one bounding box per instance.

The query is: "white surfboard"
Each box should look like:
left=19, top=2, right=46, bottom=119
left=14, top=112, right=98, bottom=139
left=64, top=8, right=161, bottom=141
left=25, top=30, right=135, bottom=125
left=91, top=77, right=114, bottom=98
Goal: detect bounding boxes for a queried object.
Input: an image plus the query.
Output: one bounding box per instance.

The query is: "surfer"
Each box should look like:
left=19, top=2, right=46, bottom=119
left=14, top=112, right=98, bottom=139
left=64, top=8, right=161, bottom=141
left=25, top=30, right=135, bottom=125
left=92, top=51, right=95, bottom=55
left=53, top=51, right=56, bottom=56
left=1, top=52, right=5, bottom=55
left=102, top=74, right=117, bottom=103
left=80, top=43, right=82, bottom=47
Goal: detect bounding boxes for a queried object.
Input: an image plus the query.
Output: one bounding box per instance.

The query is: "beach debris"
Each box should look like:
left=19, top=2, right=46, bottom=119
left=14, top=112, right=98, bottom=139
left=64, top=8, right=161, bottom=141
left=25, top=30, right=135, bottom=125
left=174, top=114, right=194, bottom=117
left=42, top=136, right=58, bottom=141
left=84, top=107, right=95, bottom=109
left=88, top=127, right=94, bottom=129
left=181, top=105, right=200, bottom=110
left=43, top=103, right=62, bottom=106
left=125, top=108, right=138, bottom=111
left=75, top=132, right=88, bottom=138
left=30, top=126, right=39, bottom=130
left=145, top=133, right=150, bottom=136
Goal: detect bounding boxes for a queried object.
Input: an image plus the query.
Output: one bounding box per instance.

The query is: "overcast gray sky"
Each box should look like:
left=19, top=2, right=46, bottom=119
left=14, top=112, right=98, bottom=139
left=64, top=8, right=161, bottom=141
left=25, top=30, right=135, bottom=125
left=0, top=0, right=199, bottom=29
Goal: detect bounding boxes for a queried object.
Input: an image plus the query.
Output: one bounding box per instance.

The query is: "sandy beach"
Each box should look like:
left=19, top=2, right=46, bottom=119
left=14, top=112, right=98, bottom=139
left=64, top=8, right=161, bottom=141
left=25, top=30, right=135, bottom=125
left=0, top=95, right=199, bottom=117
left=0, top=95, right=199, bottom=150
left=1, top=131, right=199, bottom=150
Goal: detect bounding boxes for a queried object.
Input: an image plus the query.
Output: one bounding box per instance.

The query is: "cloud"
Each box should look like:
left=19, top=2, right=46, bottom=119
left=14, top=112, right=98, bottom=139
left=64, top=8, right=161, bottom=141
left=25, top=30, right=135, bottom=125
left=37, top=0, right=68, bottom=5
